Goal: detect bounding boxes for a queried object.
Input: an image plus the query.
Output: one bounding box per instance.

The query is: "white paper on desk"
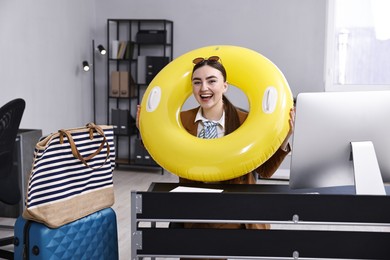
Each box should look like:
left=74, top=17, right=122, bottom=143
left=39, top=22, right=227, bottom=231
left=170, top=186, right=224, bottom=193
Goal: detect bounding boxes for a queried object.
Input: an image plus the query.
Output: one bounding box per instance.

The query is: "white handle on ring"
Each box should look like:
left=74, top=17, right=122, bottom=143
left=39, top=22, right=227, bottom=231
left=146, top=86, right=161, bottom=112
left=262, top=86, right=278, bottom=114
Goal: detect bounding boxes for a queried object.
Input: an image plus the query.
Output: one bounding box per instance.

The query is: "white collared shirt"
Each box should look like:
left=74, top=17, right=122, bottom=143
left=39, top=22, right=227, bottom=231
left=194, top=108, right=225, bottom=138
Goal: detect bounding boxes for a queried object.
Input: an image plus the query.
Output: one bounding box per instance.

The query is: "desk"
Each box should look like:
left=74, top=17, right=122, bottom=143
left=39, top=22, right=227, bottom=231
left=131, top=182, right=390, bottom=259
left=0, top=129, right=42, bottom=218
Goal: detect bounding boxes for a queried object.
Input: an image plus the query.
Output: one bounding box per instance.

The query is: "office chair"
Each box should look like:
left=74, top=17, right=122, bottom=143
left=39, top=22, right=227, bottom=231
left=0, top=98, right=26, bottom=260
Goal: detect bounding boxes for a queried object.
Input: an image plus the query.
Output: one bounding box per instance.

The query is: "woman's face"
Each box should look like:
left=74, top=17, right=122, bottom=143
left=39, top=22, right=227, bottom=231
left=191, top=65, right=228, bottom=112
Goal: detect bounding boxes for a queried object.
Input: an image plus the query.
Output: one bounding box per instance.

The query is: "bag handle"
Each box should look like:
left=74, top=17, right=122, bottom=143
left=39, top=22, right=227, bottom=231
left=58, top=123, right=111, bottom=169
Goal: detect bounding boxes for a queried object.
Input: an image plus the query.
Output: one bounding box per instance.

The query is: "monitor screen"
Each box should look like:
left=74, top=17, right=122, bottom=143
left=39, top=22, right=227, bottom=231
left=289, top=91, right=390, bottom=189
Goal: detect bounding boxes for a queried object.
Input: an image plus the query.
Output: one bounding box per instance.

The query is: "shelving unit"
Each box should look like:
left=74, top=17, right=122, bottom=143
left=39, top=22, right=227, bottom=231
left=106, top=19, right=173, bottom=169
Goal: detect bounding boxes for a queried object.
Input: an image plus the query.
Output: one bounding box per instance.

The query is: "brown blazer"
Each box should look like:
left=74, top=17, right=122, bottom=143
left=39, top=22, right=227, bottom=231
left=180, top=107, right=290, bottom=230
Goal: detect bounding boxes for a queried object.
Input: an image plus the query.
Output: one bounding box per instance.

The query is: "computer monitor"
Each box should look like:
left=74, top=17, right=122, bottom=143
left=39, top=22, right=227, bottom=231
left=289, top=91, right=390, bottom=190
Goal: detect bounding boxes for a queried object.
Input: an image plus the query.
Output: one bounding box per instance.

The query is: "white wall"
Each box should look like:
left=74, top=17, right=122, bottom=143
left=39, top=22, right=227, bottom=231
left=0, top=0, right=96, bottom=135
left=0, top=0, right=327, bottom=134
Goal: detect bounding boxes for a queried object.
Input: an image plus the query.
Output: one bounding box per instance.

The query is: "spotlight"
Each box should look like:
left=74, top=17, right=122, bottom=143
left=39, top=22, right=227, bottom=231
left=97, top=45, right=106, bottom=55
left=82, top=61, right=90, bottom=72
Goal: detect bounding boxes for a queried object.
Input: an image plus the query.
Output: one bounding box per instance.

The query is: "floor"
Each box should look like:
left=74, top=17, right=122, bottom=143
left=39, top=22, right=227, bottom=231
left=112, top=167, right=179, bottom=260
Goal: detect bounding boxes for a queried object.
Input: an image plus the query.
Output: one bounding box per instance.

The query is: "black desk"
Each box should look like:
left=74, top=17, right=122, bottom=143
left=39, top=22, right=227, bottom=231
left=131, top=182, right=390, bottom=259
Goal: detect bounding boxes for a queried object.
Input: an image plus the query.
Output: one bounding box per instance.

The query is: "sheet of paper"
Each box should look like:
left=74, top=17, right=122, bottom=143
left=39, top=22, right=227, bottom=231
left=170, top=186, right=224, bottom=193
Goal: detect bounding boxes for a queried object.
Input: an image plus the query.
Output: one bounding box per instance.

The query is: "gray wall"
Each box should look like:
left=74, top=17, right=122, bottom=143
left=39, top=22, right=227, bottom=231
left=1, top=0, right=327, bottom=134
left=0, top=0, right=96, bottom=135
left=94, top=0, right=327, bottom=100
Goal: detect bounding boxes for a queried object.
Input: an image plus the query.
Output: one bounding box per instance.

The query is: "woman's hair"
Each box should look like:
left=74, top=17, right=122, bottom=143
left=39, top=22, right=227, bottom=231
left=223, top=96, right=241, bottom=135
left=192, top=60, right=227, bottom=81
left=192, top=60, right=241, bottom=135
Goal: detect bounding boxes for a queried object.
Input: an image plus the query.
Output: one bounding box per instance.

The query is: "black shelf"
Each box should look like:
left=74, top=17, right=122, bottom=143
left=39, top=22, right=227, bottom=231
left=105, top=19, right=173, bottom=170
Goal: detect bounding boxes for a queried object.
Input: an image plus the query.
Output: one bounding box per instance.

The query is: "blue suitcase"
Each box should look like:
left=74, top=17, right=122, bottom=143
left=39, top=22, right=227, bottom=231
left=14, top=207, right=119, bottom=260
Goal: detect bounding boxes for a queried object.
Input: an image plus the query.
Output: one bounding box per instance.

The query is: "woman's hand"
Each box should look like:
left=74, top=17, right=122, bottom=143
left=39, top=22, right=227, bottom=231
left=280, top=107, right=295, bottom=151
left=136, top=105, right=141, bottom=129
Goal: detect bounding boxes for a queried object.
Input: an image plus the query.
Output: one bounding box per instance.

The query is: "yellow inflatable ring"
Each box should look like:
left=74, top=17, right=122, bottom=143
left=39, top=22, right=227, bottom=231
left=140, top=45, right=293, bottom=182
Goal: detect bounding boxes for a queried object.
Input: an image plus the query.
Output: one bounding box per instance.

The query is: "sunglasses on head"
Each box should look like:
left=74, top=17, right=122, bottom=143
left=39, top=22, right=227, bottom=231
left=192, top=56, right=220, bottom=65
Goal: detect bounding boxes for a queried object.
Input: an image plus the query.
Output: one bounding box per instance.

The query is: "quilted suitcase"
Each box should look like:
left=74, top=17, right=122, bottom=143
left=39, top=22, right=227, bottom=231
left=14, top=207, right=119, bottom=260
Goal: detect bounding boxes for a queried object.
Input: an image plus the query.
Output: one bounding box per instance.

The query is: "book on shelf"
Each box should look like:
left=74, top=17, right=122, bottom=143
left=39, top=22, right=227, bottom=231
left=111, top=70, right=136, bottom=98
left=111, top=109, right=129, bottom=135
left=117, top=41, right=127, bottom=59
left=111, top=40, right=130, bottom=59
left=111, top=109, right=136, bottom=136
left=110, top=71, right=120, bottom=97
left=111, top=40, right=119, bottom=59
left=124, top=41, right=134, bottom=60
left=119, top=71, right=129, bottom=98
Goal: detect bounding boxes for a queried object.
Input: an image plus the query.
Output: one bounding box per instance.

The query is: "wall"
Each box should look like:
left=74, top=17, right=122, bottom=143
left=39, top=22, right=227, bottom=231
left=0, top=0, right=327, bottom=133
left=0, top=0, right=96, bottom=135
left=94, top=0, right=327, bottom=114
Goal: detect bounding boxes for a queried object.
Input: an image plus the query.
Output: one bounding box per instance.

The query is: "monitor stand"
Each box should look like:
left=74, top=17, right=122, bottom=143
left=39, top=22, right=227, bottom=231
left=351, top=141, right=386, bottom=195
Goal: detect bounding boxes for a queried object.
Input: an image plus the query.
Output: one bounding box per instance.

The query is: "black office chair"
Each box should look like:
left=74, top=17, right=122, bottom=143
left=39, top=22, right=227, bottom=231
left=0, top=98, right=25, bottom=260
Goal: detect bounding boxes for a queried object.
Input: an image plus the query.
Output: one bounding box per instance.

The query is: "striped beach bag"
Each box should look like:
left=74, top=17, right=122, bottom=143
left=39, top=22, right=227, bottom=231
left=22, top=123, right=116, bottom=228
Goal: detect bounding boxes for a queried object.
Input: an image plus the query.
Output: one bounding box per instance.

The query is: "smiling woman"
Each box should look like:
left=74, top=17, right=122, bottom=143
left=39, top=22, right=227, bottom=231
left=139, top=45, right=294, bottom=182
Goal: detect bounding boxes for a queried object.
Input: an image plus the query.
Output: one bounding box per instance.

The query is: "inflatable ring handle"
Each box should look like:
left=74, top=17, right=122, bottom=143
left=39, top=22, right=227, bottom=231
left=140, top=45, right=293, bottom=182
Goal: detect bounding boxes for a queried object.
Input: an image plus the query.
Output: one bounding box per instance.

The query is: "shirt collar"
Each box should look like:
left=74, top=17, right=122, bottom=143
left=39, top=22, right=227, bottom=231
left=194, top=107, right=225, bottom=129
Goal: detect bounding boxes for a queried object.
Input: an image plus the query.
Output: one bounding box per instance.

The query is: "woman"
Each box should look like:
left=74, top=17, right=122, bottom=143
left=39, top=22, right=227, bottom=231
left=179, top=56, right=294, bottom=230
left=137, top=55, right=295, bottom=230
